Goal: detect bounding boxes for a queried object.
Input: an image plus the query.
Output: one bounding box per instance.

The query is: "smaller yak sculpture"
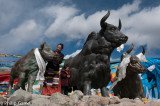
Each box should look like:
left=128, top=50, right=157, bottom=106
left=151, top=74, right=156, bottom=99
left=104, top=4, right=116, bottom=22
left=7, top=42, right=56, bottom=96
left=64, top=10, right=128, bottom=97
left=111, top=44, right=147, bottom=99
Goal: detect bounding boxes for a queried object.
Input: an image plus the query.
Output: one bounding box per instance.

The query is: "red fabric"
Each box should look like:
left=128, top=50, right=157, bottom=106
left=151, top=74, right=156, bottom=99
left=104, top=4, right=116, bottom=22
left=110, top=73, right=113, bottom=83
left=0, top=73, right=18, bottom=83
left=41, top=75, right=61, bottom=95
left=0, top=92, right=7, bottom=95
left=0, top=74, right=10, bottom=82
left=0, top=73, right=18, bottom=95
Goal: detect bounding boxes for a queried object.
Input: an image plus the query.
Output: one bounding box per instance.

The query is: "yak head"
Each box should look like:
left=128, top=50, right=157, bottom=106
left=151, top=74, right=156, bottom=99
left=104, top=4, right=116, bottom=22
left=121, top=44, right=147, bottom=74
left=100, top=10, right=128, bottom=47
left=39, top=42, right=56, bottom=62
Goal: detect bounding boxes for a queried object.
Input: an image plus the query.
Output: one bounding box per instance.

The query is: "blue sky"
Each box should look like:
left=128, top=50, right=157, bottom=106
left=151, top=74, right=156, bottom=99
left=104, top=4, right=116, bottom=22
left=0, top=0, right=160, bottom=60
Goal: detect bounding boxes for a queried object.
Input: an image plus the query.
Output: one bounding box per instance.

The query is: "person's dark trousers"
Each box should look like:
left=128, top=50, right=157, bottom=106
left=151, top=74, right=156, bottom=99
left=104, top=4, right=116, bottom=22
left=61, top=86, right=69, bottom=95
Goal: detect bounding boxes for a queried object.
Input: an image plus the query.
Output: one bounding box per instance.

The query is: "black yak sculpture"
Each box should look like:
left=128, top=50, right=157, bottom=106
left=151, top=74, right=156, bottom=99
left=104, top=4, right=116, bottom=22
left=7, top=42, right=56, bottom=96
left=112, top=45, right=147, bottom=99
left=64, top=10, right=128, bottom=97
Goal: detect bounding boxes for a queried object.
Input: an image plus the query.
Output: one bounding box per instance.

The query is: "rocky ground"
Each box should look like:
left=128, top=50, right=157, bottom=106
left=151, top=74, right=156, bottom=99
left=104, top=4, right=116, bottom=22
left=0, top=89, right=160, bottom=106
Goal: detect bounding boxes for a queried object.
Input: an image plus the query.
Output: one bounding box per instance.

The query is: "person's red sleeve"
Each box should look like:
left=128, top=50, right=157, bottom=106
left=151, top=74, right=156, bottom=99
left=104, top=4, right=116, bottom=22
left=61, top=71, right=67, bottom=78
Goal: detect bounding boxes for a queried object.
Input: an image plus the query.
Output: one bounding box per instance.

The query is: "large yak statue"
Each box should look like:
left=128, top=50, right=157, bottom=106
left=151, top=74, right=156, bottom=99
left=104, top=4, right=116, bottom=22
left=7, top=42, right=56, bottom=96
left=112, top=45, right=147, bottom=99
left=64, top=10, right=128, bottom=97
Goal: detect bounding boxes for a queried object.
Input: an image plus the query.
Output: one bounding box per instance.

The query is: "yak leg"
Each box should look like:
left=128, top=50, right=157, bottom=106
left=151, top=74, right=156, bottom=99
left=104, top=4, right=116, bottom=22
left=27, top=69, right=38, bottom=93
left=141, top=89, right=145, bottom=98
left=7, top=75, right=15, bottom=96
left=14, top=72, right=26, bottom=91
left=101, top=87, right=109, bottom=97
left=139, top=87, right=145, bottom=101
left=38, top=84, right=43, bottom=94
left=83, top=80, right=91, bottom=95
left=27, top=75, right=36, bottom=93
left=101, top=73, right=110, bottom=97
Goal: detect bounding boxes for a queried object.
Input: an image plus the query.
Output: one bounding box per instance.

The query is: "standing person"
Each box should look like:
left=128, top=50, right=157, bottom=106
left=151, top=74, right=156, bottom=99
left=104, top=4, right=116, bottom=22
left=41, top=43, right=64, bottom=95
left=46, top=43, right=64, bottom=71
left=61, top=67, right=71, bottom=95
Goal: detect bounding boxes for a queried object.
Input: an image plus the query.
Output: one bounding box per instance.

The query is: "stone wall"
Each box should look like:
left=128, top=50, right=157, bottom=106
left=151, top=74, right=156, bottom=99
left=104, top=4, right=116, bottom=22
left=0, top=89, right=160, bottom=106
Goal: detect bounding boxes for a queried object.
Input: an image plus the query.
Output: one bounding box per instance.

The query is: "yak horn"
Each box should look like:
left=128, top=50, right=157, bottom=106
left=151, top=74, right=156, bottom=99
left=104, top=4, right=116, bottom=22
left=121, top=44, right=134, bottom=61
left=118, top=19, right=122, bottom=30
left=100, top=10, right=110, bottom=28
left=142, top=46, right=145, bottom=55
left=126, top=44, right=134, bottom=54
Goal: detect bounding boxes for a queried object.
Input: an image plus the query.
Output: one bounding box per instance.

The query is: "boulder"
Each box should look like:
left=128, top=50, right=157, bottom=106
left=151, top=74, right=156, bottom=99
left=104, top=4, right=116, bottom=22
left=76, top=101, right=88, bottom=106
left=30, top=98, right=51, bottom=106
left=116, top=102, right=135, bottom=106
left=81, top=95, right=109, bottom=106
left=32, top=94, right=50, bottom=100
left=109, top=96, right=120, bottom=104
left=120, top=98, right=134, bottom=103
left=83, top=95, right=101, bottom=105
left=71, top=90, right=83, bottom=103
left=133, top=98, right=145, bottom=106
left=48, top=103, right=60, bottom=106
left=8, top=89, right=32, bottom=105
left=100, top=96, right=110, bottom=105
left=81, top=95, right=90, bottom=102
left=50, top=92, right=74, bottom=106
left=146, top=100, right=160, bottom=106
left=0, top=95, right=7, bottom=106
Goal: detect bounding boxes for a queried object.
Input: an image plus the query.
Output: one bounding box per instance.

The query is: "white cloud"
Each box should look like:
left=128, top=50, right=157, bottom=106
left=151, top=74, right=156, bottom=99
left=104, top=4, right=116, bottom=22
left=1, top=0, right=160, bottom=56
left=42, top=0, right=141, bottom=42
left=42, top=5, right=79, bottom=38
left=0, top=0, right=21, bottom=31
left=0, top=20, right=44, bottom=53
left=123, top=5, right=160, bottom=50
left=43, top=5, right=106, bottom=40
left=43, top=0, right=160, bottom=54
left=76, top=40, right=83, bottom=47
